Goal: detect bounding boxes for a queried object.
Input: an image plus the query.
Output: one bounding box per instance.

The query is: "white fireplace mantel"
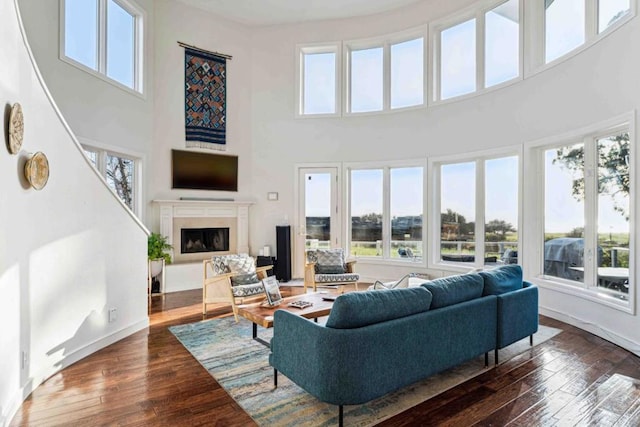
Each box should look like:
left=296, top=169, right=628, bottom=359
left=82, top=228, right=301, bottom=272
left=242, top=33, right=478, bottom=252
left=153, top=199, right=254, bottom=257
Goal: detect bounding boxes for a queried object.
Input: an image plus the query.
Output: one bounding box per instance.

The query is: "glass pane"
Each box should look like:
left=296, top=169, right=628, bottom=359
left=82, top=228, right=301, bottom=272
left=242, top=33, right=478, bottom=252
left=598, top=0, right=630, bottom=33
left=441, top=162, right=476, bottom=262
left=544, top=144, right=585, bottom=282
left=351, top=169, right=383, bottom=257
left=485, top=157, right=518, bottom=265
left=350, top=47, right=383, bottom=112
left=303, top=52, right=336, bottom=114
left=107, top=0, right=135, bottom=88
left=391, top=167, right=423, bottom=259
left=84, top=149, right=97, bottom=167
left=65, top=0, right=98, bottom=69
left=545, top=0, right=585, bottom=63
left=391, top=38, right=424, bottom=109
left=106, top=154, right=134, bottom=209
left=440, top=18, right=476, bottom=100
left=596, top=133, right=630, bottom=297
left=305, top=173, right=332, bottom=249
left=485, top=0, right=519, bottom=88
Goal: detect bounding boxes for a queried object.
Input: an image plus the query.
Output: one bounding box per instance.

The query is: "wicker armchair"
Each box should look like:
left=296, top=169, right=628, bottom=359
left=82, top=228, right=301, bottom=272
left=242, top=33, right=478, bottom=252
left=304, top=248, right=359, bottom=293
left=202, top=254, right=273, bottom=321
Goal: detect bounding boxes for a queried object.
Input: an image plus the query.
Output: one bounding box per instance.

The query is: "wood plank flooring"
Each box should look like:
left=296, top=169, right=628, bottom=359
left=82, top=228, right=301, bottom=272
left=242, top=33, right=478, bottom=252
left=10, top=285, right=640, bottom=426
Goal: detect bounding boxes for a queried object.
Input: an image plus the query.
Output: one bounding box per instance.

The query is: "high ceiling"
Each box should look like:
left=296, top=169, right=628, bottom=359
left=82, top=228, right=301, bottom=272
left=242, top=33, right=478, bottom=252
left=175, top=0, right=425, bottom=27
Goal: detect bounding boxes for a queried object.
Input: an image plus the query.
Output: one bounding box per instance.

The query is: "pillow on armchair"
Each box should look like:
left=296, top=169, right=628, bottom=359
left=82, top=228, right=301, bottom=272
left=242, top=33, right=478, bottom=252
left=227, top=256, right=259, bottom=286
left=311, top=248, right=347, bottom=274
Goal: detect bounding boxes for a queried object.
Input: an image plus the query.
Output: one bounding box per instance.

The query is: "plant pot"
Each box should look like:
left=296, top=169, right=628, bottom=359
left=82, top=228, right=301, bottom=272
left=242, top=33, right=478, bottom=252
left=149, top=259, right=164, bottom=278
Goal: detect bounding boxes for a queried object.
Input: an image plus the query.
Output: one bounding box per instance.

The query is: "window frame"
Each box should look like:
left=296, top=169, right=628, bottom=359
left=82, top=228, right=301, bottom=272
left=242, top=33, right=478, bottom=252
left=527, top=0, right=636, bottom=71
left=343, top=26, right=427, bottom=116
left=430, top=0, right=524, bottom=104
left=81, top=139, right=144, bottom=217
left=344, top=159, right=427, bottom=266
left=429, top=146, right=523, bottom=272
left=295, top=42, right=342, bottom=118
left=526, top=112, right=635, bottom=313
left=59, top=0, right=145, bottom=96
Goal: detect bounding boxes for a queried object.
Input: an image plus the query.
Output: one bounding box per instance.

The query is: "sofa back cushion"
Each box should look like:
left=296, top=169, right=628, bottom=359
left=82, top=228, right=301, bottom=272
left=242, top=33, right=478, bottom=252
left=325, top=287, right=432, bottom=329
left=421, top=273, right=484, bottom=309
left=479, top=264, right=523, bottom=295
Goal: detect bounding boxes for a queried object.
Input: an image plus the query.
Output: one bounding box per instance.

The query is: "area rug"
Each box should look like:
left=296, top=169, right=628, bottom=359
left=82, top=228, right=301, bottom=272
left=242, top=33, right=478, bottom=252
left=169, top=318, right=560, bottom=426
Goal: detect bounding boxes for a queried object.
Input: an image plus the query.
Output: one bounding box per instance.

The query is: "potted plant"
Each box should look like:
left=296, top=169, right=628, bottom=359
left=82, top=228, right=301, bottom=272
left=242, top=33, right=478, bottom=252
left=148, top=232, right=172, bottom=280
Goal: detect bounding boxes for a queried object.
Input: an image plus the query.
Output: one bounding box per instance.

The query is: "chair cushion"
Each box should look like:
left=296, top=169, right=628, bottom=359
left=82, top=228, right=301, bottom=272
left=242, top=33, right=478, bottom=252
left=231, top=272, right=260, bottom=286
left=479, top=264, right=523, bottom=295
left=316, top=264, right=346, bottom=274
left=315, top=273, right=359, bottom=283
left=325, top=288, right=432, bottom=329
left=231, top=282, right=265, bottom=297
left=421, top=273, right=484, bottom=309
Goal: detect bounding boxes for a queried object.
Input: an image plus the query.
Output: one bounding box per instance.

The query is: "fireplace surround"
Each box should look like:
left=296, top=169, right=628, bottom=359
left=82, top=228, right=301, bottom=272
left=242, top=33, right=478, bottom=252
left=154, top=200, right=252, bottom=264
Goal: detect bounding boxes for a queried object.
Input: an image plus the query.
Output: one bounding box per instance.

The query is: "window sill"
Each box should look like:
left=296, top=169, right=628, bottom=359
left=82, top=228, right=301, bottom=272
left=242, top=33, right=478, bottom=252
left=533, top=276, right=633, bottom=315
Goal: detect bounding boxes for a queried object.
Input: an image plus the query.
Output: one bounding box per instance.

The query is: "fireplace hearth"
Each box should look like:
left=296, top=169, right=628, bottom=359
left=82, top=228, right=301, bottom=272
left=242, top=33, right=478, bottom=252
left=181, top=227, right=229, bottom=254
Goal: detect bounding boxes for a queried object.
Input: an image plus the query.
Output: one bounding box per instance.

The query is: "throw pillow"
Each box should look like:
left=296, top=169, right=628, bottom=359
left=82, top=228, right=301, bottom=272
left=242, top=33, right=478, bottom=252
left=316, top=264, right=346, bottom=274
left=479, top=264, right=523, bottom=295
left=315, top=249, right=345, bottom=266
left=227, top=256, right=256, bottom=274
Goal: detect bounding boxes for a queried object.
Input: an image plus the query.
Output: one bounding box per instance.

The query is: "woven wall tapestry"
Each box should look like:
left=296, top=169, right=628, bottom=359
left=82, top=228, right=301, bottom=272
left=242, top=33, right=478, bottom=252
left=184, top=47, right=227, bottom=150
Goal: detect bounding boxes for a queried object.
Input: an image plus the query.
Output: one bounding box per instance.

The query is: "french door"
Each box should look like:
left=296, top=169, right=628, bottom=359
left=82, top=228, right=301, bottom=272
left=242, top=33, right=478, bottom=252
left=295, top=166, right=341, bottom=277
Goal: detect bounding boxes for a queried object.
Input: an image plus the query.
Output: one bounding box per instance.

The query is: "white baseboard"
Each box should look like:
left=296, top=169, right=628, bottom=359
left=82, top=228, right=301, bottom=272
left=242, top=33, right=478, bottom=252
left=540, top=306, right=640, bottom=357
left=3, top=318, right=149, bottom=427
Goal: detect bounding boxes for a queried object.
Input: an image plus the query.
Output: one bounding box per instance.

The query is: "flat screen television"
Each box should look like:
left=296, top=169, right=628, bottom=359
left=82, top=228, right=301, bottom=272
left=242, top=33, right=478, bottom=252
left=172, top=149, right=238, bottom=192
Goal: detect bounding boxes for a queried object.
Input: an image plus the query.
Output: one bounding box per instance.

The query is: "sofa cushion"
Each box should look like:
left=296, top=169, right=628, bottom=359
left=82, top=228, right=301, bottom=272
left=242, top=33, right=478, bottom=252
left=325, top=287, right=432, bottom=329
left=421, top=273, right=484, bottom=309
left=479, top=264, right=523, bottom=295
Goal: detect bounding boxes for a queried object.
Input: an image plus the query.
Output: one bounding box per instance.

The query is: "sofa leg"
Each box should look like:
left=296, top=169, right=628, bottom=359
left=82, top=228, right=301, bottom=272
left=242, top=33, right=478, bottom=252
left=338, top=405, right=343, bottom=427
left=530, top=334, right=533, bottom=346
left=484, top=352, right=489, bottom=367
left=494, top=349, right=499, bottom=365
left=274, top=368, right=278, bottom=388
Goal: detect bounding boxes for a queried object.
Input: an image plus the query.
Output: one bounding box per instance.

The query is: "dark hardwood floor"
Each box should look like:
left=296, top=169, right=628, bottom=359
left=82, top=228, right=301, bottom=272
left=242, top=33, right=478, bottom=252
left=10, top=285, right=640, bottom=426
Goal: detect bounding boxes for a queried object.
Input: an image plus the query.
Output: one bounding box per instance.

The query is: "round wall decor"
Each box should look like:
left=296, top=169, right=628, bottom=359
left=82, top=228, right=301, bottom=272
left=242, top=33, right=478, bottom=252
left=8, top=103, right=24, bottom=154
left=24, top=151, right=50, bottom=190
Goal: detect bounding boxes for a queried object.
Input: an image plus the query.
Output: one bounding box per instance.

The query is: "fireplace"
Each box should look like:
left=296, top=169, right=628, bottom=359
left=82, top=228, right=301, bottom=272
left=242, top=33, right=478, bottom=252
left=181, top=227, right=229, bottom=254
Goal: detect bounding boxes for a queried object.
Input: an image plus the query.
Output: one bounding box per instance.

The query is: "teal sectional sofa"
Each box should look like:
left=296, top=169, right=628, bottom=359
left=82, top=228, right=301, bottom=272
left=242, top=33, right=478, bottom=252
left=269, top=265, right=538, bottom=426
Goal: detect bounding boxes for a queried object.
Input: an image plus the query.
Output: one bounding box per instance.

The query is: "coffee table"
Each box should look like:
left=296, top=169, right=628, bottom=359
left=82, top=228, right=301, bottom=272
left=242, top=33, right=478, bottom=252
left=236, top=292, right=336, bottom=347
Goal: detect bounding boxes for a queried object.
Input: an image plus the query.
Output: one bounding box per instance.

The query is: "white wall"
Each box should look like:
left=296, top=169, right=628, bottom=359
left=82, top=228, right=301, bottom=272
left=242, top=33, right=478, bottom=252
left=247, top=0, right=640, bottom=354
left=0, top=0, right=149, bottom=424
left=150, top=0, right=254, bottom=229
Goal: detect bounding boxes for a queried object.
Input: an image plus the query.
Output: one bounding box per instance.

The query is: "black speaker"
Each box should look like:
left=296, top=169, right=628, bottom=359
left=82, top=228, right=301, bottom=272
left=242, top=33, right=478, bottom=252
left=275, top=225, right=292, bottom=282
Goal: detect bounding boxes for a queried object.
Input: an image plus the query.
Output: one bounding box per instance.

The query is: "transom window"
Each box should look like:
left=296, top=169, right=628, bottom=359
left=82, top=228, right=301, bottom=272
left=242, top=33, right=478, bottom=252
left=345, top=32, right=425, bottom=114
left=83, top=145, right=141, bottom=215
left=62, top=0, right=144, bottom=93
left=298, top=44, right=340, bottom=116
left=348, top=164, right=424, bottom=261
left=434, top=0, right=521, bottom=102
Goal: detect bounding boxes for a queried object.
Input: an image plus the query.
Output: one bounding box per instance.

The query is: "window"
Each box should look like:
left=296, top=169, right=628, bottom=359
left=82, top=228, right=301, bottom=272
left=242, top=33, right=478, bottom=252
left=434, top=0, right=521, bottom=101
left=542, top=128, right=631, bottom=302
left=344, top=32, right=425, bottom=114
left=485, top=0, right=519, bottom=88
left=598, top=0, right=631, bottom=33
left=350, top=47, right=384, bottom=113
left=435, top=154, right=519, bottom=267
left=62, top=0, right=143, bottom=92
left=391, top=38, right=424, bottom=109
left=440, top=18, right=476, bottom=100
left=299, top=45, right=340, bottom=115
left=545, top=0, right=585, bottom=63
left=349, top=164, right=424, bottom=260
left=83, top=145, right=141, bottom=214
